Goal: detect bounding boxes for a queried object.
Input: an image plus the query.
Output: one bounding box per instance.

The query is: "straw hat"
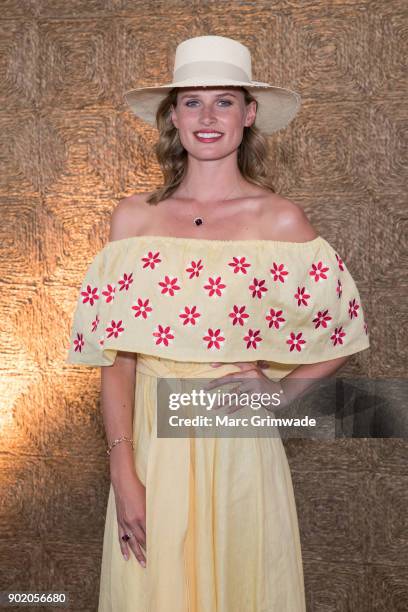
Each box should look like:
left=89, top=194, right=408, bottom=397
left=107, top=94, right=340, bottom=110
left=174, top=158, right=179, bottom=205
left=124, top=35, right=301, bottom=135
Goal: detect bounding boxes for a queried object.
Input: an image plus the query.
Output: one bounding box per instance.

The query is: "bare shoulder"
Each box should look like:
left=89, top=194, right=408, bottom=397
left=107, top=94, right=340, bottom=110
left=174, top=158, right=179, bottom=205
left=261, top=194, right=319, bottom=242
left=108, top=191, right=154, bottom=241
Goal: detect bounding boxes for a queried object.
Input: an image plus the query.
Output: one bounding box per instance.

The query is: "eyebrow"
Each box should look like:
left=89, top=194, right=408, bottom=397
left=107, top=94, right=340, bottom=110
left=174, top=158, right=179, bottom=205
left=179, top=92, right=237, bottom=100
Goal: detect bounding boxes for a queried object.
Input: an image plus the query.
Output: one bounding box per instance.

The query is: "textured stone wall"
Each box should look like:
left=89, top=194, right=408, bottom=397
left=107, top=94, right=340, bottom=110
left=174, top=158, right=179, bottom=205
left=0, top=1, right=406, bottom=610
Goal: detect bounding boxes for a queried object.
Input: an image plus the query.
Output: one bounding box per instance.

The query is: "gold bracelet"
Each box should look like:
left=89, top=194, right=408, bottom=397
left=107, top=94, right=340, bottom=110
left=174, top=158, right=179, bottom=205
left=106, top=436, right=134, bottom=456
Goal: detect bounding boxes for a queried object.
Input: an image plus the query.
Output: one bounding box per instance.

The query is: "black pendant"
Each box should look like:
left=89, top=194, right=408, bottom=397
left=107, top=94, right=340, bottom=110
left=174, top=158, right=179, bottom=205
left=194, top=217, right=203, bottom=226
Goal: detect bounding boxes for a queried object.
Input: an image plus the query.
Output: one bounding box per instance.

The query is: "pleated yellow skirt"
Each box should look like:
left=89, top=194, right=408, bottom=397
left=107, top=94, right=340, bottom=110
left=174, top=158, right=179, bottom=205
left=98, top=354, right=306, bottom=612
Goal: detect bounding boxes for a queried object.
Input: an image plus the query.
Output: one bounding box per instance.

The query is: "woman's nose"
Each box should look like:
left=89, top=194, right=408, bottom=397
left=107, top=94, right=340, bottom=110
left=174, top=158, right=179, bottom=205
left=199, top=106, right=216, bottom=121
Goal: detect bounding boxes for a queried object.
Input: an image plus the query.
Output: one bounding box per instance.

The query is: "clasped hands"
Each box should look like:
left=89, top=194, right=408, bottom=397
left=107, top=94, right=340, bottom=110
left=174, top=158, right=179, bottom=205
left=203, top=361, right=289, bottom=415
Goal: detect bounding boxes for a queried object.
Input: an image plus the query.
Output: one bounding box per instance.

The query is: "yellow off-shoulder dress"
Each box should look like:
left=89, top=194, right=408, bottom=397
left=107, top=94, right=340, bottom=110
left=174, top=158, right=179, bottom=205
left=66, top=235, right=370, bottom=612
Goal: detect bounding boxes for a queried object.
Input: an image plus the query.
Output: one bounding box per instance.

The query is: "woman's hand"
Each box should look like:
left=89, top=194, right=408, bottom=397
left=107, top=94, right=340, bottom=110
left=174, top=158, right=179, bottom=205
left=112, top=471, right=147, bottom=568
left=204, top=361, right=287, bottom=414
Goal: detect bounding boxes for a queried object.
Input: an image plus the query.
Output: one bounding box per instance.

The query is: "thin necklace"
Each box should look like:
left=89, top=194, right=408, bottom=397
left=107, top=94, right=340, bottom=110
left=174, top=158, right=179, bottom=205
left=190, top=185, right=241, bottom=226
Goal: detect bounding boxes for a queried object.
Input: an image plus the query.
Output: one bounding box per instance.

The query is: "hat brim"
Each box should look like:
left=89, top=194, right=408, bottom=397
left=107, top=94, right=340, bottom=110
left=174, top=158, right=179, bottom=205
left=123, top=80, right=301, bottom=135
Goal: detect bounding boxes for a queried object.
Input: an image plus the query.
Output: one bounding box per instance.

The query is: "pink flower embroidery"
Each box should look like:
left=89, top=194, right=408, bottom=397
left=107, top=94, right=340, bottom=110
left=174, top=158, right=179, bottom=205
left=309, top=261, right=329, bottom=282
left=186, top=259, right=203, bottom=279
left=286, top=332, right=306, bottom=352
left=312, top=309, right=332, bottom=329
left=228, top=256, right=251, bottom=274
left=265, top=308, right=285, bottom=330
left=132, top=298, right=153, bottom=319
left=179, top=306, right=201, bottom=326
left=331, top=326, right=346, bottom=346
left=335, top=253, right=345, bottom=271
left=81, top=284, right=99, bottom=306
left=142, top=251, right=161, bottom=270
left=91, top=314, right=100, bottom=332
left=249, top=278, right=268, bottom=299
left=243, top=328, right=262, bottom=349
left=118, top=272, right=134, bottom=291
left=294, top=286, right=311, bottom=307
left=102, top=284, right=116, bottom=303
left=105, top=319, right=124, bottom=338
left=229, top=305, right=249, bottom=326
left=203, top=276, right=226, bottom=297
left=270, top=263, right=289, bottom=283
left=348, top=298, right=360, bottom=319
left=73, top=332, right=84, bottom=352
left=158, top=275, right=181, bottom=296
left=203, top=328, right=225, bottom=350
left=153, top=324, right=175, bottom=346
left=336, top=279, right=342, bottom=298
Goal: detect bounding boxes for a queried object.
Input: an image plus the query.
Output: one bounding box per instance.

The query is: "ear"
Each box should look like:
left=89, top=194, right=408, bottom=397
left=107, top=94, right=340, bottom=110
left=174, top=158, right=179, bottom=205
left=244, top=100, right=257, bottom=128
left=170, top=104, right=178, bottom=129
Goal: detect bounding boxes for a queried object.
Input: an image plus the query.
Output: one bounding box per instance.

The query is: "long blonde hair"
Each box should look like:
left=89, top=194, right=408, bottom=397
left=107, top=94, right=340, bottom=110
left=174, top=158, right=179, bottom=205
left=145, top=87, right=276, bottom=205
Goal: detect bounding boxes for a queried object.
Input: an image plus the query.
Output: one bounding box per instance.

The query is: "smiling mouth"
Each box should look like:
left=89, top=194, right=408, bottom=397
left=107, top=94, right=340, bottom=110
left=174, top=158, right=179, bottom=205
left=194, top=132, right=224, bottom=142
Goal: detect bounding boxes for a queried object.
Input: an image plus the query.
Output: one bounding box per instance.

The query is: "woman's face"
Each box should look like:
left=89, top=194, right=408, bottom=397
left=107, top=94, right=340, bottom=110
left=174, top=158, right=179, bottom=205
left=170, top=87, right=257, bottom=159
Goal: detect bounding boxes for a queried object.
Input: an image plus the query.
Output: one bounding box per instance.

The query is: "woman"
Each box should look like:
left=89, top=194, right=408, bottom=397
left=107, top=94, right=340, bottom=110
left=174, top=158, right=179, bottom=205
left=66, top=35, right=370, bottom=611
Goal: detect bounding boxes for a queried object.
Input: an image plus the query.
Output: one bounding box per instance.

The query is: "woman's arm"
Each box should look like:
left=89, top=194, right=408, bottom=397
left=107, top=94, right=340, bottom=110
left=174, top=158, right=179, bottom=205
left=212, top=356, right=350, bottom=407
left=280, top=355, right=349, bottom=406
left=101, top=351, right=138, bottom=487
left=102, top=196, right=143, bottom=486
left=100, top=196, right=149, bottom=566
left=101, top=351, right=147, bottom=567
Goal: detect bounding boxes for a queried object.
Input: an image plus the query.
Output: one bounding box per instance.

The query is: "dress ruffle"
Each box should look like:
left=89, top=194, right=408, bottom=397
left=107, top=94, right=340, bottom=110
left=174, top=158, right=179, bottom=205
left=66, top=235, right=370, bottom=366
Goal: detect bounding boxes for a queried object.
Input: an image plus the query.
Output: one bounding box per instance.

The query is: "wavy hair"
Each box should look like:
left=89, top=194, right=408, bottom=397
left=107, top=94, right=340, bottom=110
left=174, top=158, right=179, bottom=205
left=145, top=86, right=276, bottom=205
